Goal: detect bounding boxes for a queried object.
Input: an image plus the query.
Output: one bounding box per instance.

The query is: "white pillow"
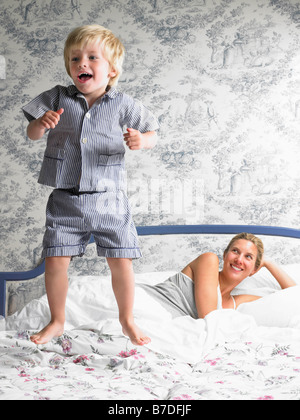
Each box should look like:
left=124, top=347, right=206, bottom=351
left=237, top=285, right=300, bottom=327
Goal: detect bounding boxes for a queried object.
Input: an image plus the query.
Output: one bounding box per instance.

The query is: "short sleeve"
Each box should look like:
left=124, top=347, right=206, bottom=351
left=22, top=85, right=61, bottom=122
left=121, top=94, right=159, bottom=133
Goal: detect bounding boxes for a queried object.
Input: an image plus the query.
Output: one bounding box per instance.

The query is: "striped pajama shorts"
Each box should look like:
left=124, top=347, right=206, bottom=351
left=42, top=188, right=142, bottom=259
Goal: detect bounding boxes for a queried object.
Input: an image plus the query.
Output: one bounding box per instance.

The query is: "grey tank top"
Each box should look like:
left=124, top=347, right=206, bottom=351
left=137, top=271, right=222, bottom=319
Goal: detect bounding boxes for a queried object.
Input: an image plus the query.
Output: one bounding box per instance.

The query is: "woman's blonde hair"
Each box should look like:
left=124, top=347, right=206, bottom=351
left=64, top=24, right=125, bottom=87
left=224, top=232, right=264, bottom=269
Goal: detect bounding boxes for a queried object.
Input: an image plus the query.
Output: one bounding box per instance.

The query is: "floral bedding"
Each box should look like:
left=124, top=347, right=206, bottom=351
left=1, top=272, right=300, bottom=400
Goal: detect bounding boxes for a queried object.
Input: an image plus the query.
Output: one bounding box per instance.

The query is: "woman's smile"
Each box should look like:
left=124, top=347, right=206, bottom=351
left=230, top=264, right=243, bottom=272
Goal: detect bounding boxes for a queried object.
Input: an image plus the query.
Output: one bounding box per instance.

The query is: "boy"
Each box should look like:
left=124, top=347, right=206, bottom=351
left=22, top=25, right=159, bottom=346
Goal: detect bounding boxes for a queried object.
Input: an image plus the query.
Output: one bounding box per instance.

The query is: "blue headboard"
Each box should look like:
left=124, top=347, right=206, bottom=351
left=1, top=224, right=299, bottom=317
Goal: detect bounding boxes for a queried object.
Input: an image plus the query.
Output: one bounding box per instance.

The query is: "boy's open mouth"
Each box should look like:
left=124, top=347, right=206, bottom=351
left=78, top=72, right=93, bottom=82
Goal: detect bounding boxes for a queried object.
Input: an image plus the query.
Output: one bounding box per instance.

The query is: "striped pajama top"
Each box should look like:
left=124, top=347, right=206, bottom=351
left=22, top=84, right=159, bottom=192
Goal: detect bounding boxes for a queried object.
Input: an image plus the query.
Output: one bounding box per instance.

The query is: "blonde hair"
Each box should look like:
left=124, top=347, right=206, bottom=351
left=224, top=232, right=264, bottom=269
left=64, top=24, right=125, bottom=87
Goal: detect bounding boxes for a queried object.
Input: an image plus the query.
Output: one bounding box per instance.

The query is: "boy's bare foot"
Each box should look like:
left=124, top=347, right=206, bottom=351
left=30, top=321, right=64, bottom=345
left=121, top=320, right=151, bottom=346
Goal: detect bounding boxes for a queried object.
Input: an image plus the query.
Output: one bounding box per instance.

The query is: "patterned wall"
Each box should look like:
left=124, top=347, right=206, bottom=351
left=1, top=0, right=300, bottom=275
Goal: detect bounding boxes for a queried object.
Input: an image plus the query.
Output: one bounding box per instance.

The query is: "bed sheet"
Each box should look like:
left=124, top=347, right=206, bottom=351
left=1, top=271, right=300, bottom=400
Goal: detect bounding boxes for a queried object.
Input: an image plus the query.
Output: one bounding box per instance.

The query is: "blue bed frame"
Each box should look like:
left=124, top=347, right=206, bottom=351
left=1, top=224, right=300, bottom=318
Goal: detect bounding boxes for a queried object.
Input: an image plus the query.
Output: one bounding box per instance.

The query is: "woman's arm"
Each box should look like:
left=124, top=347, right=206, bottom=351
left=182, top=252, right=220, bottom=318
left=259, top=257, right=296, bottom=289
left=234, top=258, right=297, bottom=308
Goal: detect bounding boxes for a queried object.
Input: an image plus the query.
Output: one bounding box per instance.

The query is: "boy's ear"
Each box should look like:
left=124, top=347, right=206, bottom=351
left=108, top=66, right=117, bottom=78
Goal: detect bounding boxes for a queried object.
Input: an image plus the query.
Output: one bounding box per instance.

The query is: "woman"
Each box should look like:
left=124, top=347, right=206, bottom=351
left=138, top=233, right=296, bottom=319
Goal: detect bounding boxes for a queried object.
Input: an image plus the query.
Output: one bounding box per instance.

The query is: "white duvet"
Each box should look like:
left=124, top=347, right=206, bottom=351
left=1, top=268, right=300, bottom=400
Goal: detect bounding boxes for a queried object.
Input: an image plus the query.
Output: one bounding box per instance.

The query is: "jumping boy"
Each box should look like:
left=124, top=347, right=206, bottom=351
left=22, top=24, right=159, bottom=346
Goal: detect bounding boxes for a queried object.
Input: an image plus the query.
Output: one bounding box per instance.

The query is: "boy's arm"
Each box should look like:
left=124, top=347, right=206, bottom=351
left=27, top=108, right=64, bottom=140
left=123, top=128, right=157, bottom=150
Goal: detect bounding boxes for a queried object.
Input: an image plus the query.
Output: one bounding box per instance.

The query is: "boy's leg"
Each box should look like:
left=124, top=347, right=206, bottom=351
left=30, top=256, right=71, bottom=344
left=106, top=257, right=151, bottom=346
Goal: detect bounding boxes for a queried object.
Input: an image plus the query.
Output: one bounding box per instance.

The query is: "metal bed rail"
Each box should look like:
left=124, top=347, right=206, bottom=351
left=1, top=224, right=299, bottom=317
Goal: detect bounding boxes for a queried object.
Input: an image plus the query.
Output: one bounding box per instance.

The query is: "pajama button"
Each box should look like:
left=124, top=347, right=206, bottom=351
left=82, top=138, right=87, bottom=144
left=86, top=113, right=91, bottom=119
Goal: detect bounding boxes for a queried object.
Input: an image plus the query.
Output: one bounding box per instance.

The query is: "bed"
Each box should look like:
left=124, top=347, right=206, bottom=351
left=1, top=224, right=300, bottom=401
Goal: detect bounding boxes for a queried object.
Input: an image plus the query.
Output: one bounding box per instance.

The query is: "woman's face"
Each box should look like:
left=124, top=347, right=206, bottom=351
left=223, top=239, right=258, bottom=281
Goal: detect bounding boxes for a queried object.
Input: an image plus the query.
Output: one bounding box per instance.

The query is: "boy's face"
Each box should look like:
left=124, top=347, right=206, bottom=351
left=69, top=41, right=116, bottom=102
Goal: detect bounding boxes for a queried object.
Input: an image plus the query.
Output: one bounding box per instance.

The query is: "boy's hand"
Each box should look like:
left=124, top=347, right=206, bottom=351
left=123, top=128, right=157, bottom=150
left=27, top=108, right=64, bottom=140
left=39, top=108, right=64, bottom=130
left=123, top=128, right=144, bottom=150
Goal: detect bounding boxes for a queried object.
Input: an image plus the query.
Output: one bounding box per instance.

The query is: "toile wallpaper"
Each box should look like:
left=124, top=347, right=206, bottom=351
left=1, top=0, right=300, bottom=309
